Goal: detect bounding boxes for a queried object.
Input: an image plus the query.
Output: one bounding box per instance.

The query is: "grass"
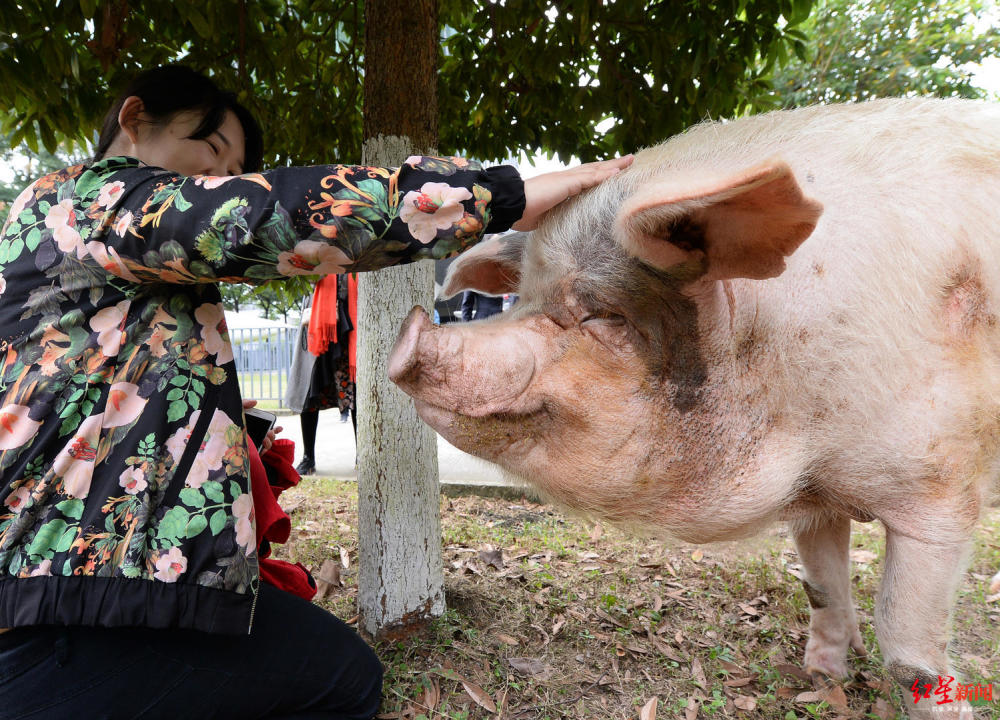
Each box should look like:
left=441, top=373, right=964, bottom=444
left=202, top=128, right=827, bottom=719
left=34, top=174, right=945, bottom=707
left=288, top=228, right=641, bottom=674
left=271, top=477, right=1000, bottom=719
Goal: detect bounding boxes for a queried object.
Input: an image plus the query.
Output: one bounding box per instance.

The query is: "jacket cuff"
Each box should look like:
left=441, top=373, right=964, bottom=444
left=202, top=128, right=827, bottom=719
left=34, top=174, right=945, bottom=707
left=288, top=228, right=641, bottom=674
left=482, top=165, right=525, bottom=233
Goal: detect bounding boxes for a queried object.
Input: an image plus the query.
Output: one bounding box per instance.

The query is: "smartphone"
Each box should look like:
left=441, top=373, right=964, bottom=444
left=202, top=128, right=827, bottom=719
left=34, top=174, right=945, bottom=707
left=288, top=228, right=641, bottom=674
left=244, top=407, right=276, bottom=447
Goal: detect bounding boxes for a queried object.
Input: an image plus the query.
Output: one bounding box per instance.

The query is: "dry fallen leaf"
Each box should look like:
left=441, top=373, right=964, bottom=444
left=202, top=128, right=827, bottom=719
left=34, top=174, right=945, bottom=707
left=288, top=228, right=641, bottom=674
left=427, top=668, right=497, bottom=713
left=639, top=696, right=658, bottom=720
left=691, top=657, right=708, bottom=688
left=478, top=547, right=504, bottom=569
left=818, top=683, right=850, bottom=713
left=507, top=656, right=549, bottom=677
left=691, top=549, right=704, bottom=562
left=795, top=691, right=822, bottom=703
left=870, top=697, right=894, bottom=720
left=684, top=696, right=700, bottom=720
left=495, top=633, right=520, bottom=646
left=590, top=523, right=603, bottom=541
left=734, top=695, right=757, bottom=712
left=990, top=570, right=1000, bottom=594
left=314, top=559, right=342, bottom=600
left=738, top=603, right=759, bottom=616
left=338, top=546, right=350, bottom=570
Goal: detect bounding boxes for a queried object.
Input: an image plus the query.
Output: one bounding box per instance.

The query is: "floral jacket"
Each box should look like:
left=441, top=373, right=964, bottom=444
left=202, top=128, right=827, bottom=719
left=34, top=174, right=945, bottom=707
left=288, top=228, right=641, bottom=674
left=0, top=155, right=523, bottom=634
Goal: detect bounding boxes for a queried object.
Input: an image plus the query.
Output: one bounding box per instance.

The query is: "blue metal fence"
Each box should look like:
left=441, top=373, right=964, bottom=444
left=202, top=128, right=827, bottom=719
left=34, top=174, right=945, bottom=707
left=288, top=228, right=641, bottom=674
left=230, top=326, right=297, bottom=405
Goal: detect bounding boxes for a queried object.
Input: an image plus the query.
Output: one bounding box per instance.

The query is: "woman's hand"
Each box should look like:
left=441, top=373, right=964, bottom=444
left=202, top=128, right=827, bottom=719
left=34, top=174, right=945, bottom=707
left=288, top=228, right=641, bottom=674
left=242, top=399, right=282, bottom=455
left=513, top=155, right=634, bottom=231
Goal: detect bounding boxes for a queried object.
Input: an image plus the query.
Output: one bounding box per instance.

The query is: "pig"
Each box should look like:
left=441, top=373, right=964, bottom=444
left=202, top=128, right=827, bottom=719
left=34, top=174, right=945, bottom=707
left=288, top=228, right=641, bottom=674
left=389, top=97, right=1000, bottom=719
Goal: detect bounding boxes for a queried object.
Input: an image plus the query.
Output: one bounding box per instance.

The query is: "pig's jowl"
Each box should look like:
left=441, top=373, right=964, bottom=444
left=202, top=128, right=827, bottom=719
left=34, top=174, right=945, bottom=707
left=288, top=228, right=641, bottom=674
left=389, top=97, right=1000, bottom=720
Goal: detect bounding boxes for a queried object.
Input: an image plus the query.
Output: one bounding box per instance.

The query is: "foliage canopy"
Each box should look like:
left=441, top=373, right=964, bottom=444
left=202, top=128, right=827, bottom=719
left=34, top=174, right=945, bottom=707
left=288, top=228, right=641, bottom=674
left=769, top=0, right=1000, bottom=106
left=1, top=0, right=813, bottom=166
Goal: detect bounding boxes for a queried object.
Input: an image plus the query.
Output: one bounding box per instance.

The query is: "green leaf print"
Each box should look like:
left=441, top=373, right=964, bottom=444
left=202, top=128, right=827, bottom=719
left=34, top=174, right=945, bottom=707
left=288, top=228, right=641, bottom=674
left=185, top=514, right=208, bottom=538
left=166, top=400, right=188, bottom=423
left=179, top=488, right=206, bottom=508
left=56, top=498, right=84, bottom=520
left=202, top=481, right=225, bottom=504
left=26, top=228, right=42, bottom=252
left=166, top=388, right=184, bottom=402
left=27, top=519, right=69, bottom=558
left=157, top=506, right=188, bottom=542
left=209, top=509, right=227, bottom=535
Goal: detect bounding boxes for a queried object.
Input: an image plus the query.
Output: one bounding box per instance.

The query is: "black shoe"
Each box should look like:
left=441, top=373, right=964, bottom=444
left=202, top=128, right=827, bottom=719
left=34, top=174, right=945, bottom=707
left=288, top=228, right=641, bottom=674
left=295, top=457, right=316, bottom=475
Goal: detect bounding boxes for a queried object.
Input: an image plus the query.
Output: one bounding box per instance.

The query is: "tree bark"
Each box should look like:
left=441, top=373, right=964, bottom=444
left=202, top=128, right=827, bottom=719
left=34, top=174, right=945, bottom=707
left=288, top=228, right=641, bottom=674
left=357, top=0, right=443, bottom=639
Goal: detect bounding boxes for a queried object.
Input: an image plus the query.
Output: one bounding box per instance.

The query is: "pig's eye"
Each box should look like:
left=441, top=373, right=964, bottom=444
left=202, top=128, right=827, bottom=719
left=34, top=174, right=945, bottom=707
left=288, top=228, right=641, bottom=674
left=581, top=314, right=625, bottom=327
left=581, top=314, right=628, bottom=337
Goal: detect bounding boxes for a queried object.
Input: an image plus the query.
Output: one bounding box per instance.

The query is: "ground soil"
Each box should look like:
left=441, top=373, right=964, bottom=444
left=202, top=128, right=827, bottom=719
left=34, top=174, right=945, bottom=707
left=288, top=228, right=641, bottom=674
left=272, top=478, right=1000, bottom=720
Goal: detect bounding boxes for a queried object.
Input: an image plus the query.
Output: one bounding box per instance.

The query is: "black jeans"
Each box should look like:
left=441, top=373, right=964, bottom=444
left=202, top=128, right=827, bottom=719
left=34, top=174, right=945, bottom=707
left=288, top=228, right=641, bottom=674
left=0, top=584, right=382, bottom=719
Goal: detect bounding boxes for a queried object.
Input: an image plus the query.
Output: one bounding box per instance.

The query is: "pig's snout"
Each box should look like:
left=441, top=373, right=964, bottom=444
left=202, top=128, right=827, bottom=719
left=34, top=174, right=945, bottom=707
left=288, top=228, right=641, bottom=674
left=388, top=305, right=433, bottom=387
left=389, top=305, right=539, bottom=418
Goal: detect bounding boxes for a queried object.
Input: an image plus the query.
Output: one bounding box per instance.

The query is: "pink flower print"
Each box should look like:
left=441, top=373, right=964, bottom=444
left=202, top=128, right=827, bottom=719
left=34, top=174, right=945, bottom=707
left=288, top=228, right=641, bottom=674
left=53, top=413, right=104, bottom=499
left=194, top=302, right=234, bottom=364
left=400, top=182, right=472, bottom=243
left=119, top=466, right=147, bottom=495
left=232, top=493, right=256, bottom=555
left=169, top=409, right=236, bottom=489
left=7, top=182, right=35, bottom=222
left=45, top=199, right=85, bottom=258
left=28, top=558, right=52, bottom=577
left=113, top=210, right=134, bottom=238
left=96, top=181, right=126, bottom=209
left=89, top=300, right=130, bottom=357
left=4, top=485, right=31, bottom=514
left=85, top=240, right=140, bottom=282
left=102, top=382, right=146, bottom=428
left=0, top=404, right=42, bottom=450
left=276, top=240, right=351, bottom=277
left=153, top=546, right=188, bottom=582
left=166, top=411, right=198, bottom=466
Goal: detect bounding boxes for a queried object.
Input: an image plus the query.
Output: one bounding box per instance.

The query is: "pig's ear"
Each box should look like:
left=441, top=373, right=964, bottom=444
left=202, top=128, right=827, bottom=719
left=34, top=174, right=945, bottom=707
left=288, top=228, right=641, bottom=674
left=441, top=232, right=528, bottom=299
left=615, top=161, right=822, bottom=280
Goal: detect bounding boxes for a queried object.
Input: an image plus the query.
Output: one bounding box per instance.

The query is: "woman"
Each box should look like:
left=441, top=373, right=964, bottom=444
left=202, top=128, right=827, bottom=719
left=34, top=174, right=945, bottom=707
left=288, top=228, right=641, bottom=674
left=0, top=65, right=630, bottom=718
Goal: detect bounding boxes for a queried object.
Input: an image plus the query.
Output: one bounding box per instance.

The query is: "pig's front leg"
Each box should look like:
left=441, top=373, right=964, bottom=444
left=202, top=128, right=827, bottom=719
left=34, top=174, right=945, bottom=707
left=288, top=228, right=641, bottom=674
left=877, top=531, right=974, bottom=720
left=790, top=514, right=866, bottom=680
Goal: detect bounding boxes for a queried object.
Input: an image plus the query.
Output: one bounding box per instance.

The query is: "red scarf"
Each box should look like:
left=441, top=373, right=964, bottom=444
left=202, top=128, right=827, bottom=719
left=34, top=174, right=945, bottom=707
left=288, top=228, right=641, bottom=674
left=307, top=274, right=339, bottom=356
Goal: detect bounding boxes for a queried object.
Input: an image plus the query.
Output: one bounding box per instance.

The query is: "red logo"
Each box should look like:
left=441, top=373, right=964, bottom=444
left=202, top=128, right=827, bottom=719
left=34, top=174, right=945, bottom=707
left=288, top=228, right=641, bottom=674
left=911, top=676, right=994, bottom=706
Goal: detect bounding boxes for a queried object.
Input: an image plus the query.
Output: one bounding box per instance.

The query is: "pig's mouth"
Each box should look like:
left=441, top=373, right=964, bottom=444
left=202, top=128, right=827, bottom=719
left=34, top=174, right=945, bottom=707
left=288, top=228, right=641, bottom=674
left=409, top=397, right=546, bottom=461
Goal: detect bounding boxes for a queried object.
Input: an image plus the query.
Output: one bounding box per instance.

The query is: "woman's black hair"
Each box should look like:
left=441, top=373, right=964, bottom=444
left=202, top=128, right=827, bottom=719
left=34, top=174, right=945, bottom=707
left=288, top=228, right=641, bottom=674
left=93, top=64, right=264, bottom=173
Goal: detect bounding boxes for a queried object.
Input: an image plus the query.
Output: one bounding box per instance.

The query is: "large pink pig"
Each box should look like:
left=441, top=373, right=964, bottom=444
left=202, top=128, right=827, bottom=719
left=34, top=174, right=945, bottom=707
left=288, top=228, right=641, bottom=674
left=389, top=97, right=1000, bottom=719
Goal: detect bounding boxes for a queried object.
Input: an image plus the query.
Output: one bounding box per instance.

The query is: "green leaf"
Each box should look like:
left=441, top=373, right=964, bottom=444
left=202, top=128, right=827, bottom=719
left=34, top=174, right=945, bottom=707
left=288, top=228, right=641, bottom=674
left=56, top=498, right=84, bottom=520
left=203, top=481, right=225, bottom=504
left=27, top=519, right=68, bottom=557
left=156, top=507, right=188, bottom=541
left=185, top=513, right=208, bottom=538
left=209, top=509, right=227, bottom=535
left=167, top=400, right=188, bottom=423
left=55, top=526, right=76, bottom=552
left=179, top=488, right=206, bottom=508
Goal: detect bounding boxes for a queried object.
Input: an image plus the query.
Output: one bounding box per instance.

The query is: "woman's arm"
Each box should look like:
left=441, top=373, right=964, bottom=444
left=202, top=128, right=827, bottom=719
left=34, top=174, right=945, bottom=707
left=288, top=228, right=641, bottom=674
left=70, top=155, right=525, bottom=285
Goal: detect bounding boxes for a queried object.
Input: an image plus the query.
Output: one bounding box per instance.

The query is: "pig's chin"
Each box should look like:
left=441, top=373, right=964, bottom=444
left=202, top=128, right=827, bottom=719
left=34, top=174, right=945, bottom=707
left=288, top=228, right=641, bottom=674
left=410, top=397, right=540, bottom=462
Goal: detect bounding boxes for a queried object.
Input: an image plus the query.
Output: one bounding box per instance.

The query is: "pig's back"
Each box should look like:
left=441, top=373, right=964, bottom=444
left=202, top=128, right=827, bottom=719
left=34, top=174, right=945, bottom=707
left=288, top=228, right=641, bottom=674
left=643, top=99, right=1000, bottom=493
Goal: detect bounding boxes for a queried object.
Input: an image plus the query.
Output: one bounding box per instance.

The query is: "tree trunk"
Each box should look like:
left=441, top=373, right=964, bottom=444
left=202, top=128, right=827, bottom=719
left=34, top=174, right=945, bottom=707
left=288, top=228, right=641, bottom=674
left=356, top=0, right=443, bottom=640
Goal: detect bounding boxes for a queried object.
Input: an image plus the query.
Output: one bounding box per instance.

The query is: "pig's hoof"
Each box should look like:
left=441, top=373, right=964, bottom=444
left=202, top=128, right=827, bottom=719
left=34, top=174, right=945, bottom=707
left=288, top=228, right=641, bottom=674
left=803, top=646, right=850, bottom=681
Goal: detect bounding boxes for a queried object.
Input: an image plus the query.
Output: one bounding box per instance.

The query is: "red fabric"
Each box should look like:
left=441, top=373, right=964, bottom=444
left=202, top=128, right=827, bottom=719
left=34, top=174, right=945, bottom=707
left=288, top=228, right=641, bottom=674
left=347, top=273, right=358, bottom=382
left=247, top=436, right=316, bottom=600
left=307, top=274, right=339, bottom=357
